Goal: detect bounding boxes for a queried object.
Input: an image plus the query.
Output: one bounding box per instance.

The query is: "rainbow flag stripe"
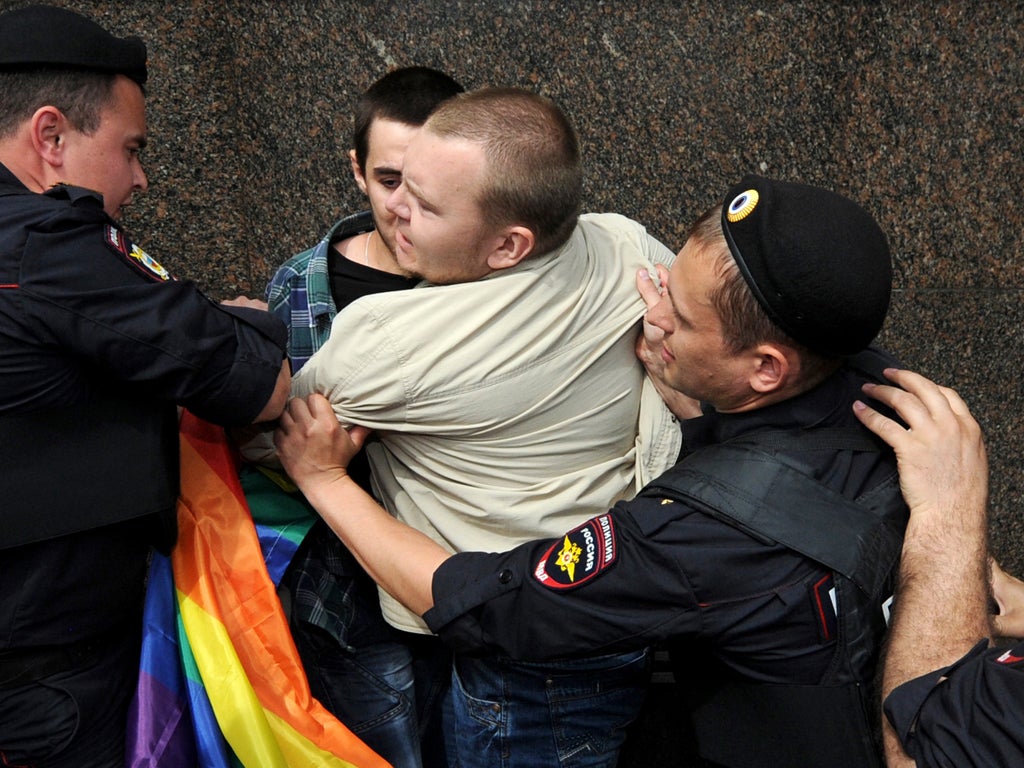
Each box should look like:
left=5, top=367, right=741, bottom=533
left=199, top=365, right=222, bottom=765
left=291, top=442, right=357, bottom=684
left=128, top=413, right=389, bottom=768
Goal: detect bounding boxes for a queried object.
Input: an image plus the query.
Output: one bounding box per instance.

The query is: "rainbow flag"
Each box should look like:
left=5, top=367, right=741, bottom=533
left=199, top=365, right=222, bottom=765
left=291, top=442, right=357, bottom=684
left=127, top=412, right=390, bottom=768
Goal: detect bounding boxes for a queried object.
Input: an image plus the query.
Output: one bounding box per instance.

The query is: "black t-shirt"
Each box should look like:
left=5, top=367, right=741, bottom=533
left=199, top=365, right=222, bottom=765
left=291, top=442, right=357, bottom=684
left=326, top=237, right=418, bottom=492
left=328, top=241, right=419, bottom=313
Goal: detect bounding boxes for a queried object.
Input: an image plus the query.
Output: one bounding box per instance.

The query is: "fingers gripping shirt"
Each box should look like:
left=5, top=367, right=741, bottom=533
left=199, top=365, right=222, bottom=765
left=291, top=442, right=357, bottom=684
left=291, top=212, right=681, bottom=633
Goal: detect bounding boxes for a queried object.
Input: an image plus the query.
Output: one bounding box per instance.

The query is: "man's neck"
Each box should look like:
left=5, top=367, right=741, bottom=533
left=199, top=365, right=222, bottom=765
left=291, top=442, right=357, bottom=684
left=0, top=142, right=48, bottom=194
left=334, top=230, right=412, bottom=278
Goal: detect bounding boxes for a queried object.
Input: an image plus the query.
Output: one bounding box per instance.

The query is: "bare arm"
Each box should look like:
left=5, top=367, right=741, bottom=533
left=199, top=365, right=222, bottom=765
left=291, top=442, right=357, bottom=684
left=274, top=393, right=449, bottom=615
left=852, top=369, right=990, bottom=767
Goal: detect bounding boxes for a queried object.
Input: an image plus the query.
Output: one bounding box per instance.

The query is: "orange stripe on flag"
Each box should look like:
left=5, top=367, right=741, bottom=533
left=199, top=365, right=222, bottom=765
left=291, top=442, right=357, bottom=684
left=172, top=412, right=391, bottom=767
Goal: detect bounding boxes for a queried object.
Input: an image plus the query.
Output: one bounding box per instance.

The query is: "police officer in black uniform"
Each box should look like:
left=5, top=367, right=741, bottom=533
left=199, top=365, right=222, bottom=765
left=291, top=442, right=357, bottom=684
left=0, top=6, right=290, bottom=766
left=275, top=175, right=909, bottom=768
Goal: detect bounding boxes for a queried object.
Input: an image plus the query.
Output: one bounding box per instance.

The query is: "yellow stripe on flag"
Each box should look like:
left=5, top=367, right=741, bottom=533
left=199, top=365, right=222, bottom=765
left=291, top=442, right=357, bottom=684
left=172, top=413, right=391, bottom=768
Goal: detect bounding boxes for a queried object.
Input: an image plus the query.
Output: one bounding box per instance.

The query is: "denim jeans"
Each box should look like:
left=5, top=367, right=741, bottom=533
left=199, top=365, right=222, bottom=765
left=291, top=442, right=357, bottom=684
left=444, top=648, right=651, bottom=768
left=402, top=634, right=453, bottom=768
left=285, top=523, right=422, bottom=768
left=295, top=623, right=421, bottom=767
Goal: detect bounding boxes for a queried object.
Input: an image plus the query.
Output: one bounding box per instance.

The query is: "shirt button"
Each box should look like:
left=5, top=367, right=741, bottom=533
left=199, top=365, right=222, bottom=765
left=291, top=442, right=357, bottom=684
left=498, top=569, right=513, bottom=584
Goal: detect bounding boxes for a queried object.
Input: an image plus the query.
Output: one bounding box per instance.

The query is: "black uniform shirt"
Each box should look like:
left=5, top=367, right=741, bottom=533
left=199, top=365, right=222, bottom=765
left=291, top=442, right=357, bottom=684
left=0, top=163, right=287, bottom=647
left=425, top=364, right=897, bottom=687
left=885, top=639, right=1024, bottom=766
left=0, top=164, right=285, bottom=421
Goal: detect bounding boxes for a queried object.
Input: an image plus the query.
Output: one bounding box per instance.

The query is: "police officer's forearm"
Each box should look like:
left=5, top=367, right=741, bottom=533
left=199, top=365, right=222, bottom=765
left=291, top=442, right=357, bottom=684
left=871, top=386, right=990, bottom=701
left=222, top=295, right=292, bottom=423
left=853, top=370, right=991, bottom=766
left=881, top=498, right=989, bottom=768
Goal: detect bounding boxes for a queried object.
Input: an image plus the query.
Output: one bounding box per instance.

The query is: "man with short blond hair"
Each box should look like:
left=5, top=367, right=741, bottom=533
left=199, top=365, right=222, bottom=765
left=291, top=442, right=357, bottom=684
left=288, top=86, right=680, bottom=766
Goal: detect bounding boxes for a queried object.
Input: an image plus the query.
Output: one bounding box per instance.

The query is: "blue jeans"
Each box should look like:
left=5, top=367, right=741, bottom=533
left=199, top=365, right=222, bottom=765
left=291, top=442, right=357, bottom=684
left=295, top=625, right=421, bottom=767
left=444, top=649, right=651, bottom=768
left=286, top=525, right=423, bottom=768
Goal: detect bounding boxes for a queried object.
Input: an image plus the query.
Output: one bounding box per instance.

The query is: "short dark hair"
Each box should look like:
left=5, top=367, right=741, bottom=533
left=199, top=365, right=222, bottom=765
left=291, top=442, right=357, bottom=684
left=425, top=87, right=582, bottom=257
left=693, top=204, right=839, bottom=381
left=352, top=66, right=463, bottom=173
left=0, top=68, right=117, bottom=139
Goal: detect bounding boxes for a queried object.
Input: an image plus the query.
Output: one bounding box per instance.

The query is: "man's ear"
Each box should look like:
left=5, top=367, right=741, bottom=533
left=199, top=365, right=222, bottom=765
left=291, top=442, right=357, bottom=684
left=748, top=344, right=792, bottom=395
left=486, top=225, right=535, bottom=271
left=31, top=106, right=66, bottom=168
left=349, top=149, right=368, bottom=195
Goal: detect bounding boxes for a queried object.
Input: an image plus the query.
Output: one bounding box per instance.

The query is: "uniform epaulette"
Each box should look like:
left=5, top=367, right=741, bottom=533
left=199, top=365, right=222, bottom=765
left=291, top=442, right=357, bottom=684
left=44, top=182, right=104, bottom=209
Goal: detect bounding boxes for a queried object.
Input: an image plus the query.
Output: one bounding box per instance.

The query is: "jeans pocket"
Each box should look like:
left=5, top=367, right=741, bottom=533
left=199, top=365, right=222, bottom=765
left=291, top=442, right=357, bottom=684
left=447, top=650, right=649, bottom=768
left=447, top=655, right=508, bottom=767
left=546, top=649, right=650, bottom=767
left=304, top=636, right=415, bottom=733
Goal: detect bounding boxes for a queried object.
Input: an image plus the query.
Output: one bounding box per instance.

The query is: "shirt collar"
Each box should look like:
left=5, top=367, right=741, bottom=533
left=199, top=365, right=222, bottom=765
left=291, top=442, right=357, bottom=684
left=681, top=365, right=853, bottom=451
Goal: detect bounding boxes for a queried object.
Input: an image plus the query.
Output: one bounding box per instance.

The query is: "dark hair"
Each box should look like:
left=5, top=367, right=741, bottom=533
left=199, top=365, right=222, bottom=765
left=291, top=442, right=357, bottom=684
left=0, top=68, right=117, bottom=139
left=352, top=66, right=464, bottom=173
left=425, top=87, right=582, bottom=257
left=693, top=204, right=839, bottom=380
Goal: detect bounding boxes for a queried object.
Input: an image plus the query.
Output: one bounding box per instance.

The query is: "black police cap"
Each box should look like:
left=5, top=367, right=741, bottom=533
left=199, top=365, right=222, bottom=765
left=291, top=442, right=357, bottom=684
left=720, top=175, right=892, bottom=356
left=0, top=4, right=147, bottom=85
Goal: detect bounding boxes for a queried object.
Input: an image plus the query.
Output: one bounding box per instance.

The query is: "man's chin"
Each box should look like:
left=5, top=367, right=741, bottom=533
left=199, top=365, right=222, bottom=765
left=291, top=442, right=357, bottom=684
left=394, top=251, right=415, bottom=272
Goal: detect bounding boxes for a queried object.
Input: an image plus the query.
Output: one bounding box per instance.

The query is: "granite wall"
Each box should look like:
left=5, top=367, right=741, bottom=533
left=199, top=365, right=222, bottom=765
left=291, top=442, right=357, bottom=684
left=5, top=0, right=1020, bottom=737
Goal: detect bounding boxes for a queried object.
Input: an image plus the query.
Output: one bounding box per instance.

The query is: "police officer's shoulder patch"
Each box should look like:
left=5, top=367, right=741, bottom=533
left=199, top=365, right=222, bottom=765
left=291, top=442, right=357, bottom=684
left=533, top=514, right=617, bottom=590
left=104, top=224, right=172, bottom=281
left=996, top=647, right=1024, bottom=667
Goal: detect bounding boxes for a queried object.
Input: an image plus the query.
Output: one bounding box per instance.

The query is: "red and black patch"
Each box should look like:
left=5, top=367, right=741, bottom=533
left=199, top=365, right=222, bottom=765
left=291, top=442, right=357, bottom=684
left=104, top=224, right=172, bottom=281
left=997, top=648, right=1024, bottom=666
left=533, top=514, right=617, bottom=590
left=810, top=573, right=838, bottom=643
left=104, top=223, right=130, bottom=259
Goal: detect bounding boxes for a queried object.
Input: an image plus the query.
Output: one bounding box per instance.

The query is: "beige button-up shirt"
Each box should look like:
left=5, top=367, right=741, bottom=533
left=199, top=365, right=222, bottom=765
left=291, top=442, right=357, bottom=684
left=293, top=213, right=681, bottom=631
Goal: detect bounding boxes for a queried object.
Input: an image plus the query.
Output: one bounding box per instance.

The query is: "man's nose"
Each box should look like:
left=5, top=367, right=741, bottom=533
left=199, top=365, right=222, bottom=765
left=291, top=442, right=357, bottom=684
left=386, top=184, right=409, bottom=218
left=134, top=162, right=148, bottom=192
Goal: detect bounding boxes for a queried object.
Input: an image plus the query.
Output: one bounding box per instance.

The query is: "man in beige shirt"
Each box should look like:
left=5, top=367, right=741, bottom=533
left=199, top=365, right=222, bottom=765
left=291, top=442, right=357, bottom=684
left=290, top=87, right=679, bottom=767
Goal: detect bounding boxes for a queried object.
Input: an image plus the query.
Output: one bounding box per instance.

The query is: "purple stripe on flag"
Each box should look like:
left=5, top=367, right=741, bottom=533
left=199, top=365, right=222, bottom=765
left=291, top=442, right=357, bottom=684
left=128, top=554, right=197, bottom=766
left=127, top=670, right=197, bottom=767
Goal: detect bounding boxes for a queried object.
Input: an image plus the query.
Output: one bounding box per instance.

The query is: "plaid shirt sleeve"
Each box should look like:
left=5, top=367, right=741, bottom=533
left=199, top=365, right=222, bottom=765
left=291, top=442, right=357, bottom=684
left=266, top=241, right=336, bottom=373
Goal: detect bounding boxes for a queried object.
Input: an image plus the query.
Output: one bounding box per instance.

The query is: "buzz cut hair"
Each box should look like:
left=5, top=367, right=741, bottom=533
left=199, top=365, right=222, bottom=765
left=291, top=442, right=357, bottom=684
left=423, top=87, right=582, bottom=258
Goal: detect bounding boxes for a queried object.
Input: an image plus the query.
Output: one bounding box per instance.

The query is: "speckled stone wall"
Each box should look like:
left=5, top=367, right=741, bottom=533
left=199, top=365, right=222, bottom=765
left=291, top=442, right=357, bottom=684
left=4, top=1, right=1020, bottom=750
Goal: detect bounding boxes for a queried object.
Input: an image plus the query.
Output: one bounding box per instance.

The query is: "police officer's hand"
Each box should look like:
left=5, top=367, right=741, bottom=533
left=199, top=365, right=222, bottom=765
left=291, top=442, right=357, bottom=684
left=635, top=266, right=701, bottom=420
left=852, top=368, right=987, bottom=526
left=274, top=393, right=372, bottom=493
left=221, top=295, right=269, bottom=311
